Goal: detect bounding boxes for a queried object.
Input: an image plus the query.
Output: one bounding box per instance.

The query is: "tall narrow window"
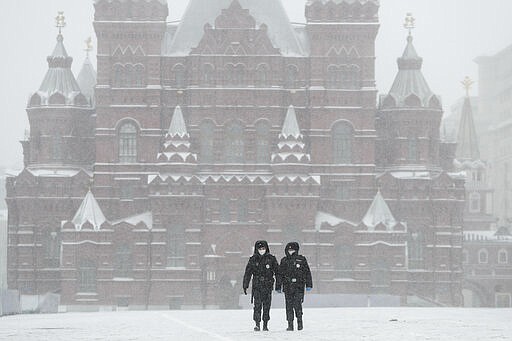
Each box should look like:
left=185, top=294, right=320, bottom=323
left=225, top=122, right=245, bottom=163
left=332, top=122, right=353, bottom=164
left=119, top=122, right=137, bottom=163
left=203, top=64, right=215, bottom=86
left=255, top=64, right=268, bottom=87
left=469, top=192, right=481, bottom=213
left=113, top=64, right=123, bottom=87
left=173, top=64, right=186, bottom=88
left=79, top=259, right=97, bottom=292
left=200, top=121, right=215, bottom=164
left=134, top=64, right=145, bottom=87
left=52, top=135, right=63, bottom=161
left=285, top=65, right=298, bottom=88
left=44, top=230, right=60, bottom=268
left=234, top=64, right=245, bottom=86
left=478, top=249, right=488, bottom=264
left=408, top=138, right=418, bottom=161
left=220, top=198, right=231, bottom=223
left=167, top=224, right=185, bottom=267
left=408, top=230, right=424, bottom=269
left=341, top=64, right=360, bottom=89
left=327, top=65, right=340, bottom=89
left=498, top=249, right=508, bottom=264
left=256, top=121, right=270, bottom=163
left=114, top=244, right=132, bottom=277
left=237, top=198, right=248, bottom=222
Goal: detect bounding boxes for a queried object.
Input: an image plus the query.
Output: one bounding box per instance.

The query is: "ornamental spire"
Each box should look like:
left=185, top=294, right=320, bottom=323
left=84, top=37, right=93, bottom=57
left=461, top=76, right=474, bottom=98
left=55, top=11, right=66, bottom=35
left=403, top=12, right=415, bottom=37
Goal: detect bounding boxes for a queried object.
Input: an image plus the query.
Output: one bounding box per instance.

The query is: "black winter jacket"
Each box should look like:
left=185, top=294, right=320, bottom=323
left=275, top=242, right=313, bottom=293
left=243, top=240, right=279, bottom=292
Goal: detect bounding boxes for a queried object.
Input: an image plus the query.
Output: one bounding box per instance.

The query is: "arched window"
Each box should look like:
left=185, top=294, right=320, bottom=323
left=255, top=64, right=269, bottom=87
left=173, top=64, right=186, bottom=88
left=119, top=122, right=138, bottom=163
left=224, top=122, right=245, bottom=163
left=200, top=121, right=215, bottom=164
left=233, top=64, right=245, bottom=86
left=478, top=249, right=488, bottom=264
left=114, top=244, right=132, bottom=277
left=285, top=65, right=298, bottom=88
left=255, top=121, right=270, bottom=163
left=79, top=259, right=97, bottom=292
left=327, top=65, right=340, bottom=89
left=44, top=230, right=60, bottom=268
left=134, top=64, right=145, bottom=87
left=203, top=64, right=215, bottom=86
left=408, top=230, right=424, bottom=269
left=167, top=224, right=185, bottom=267
left=332, top=122, right=353, bottom=164
left=469, top=192, right=481, bottom=213
left=113, top=64, right=124, bottom=87
left=341, top=64, right=361, bottom=89
left=125, top=64, right=134, bottom=87
left=498, top=249, right=508, bottom=264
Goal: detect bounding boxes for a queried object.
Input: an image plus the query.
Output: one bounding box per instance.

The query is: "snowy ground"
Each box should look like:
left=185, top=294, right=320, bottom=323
left=1, top=308, right=511, bottom=340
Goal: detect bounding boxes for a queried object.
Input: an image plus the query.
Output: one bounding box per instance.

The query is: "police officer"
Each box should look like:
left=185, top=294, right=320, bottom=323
left=275, top=242, right=312, bottom=331
left=243, top=240, right=279, bottom=331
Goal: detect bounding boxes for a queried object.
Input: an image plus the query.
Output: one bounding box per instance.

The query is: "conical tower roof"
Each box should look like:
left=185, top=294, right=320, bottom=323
left=167, top=106, right=189, bottom=138
left=382, top=34, right=440, bottom=109
left=281, top=105, right=302, bottom=139
left=38, top=34, right=81, bottom=99
left=455, top=96, right=480, bottom=161
left=77, top=55, right=97, bottom=103
left=362, top=191, right=397, bottom=231
left=71, top=190, right=107, bottom=231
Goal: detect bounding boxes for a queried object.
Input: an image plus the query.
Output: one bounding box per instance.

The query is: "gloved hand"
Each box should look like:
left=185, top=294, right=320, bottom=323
left=276, top=289, right=282, bottom=294
left=243, top=288, right=247, bottom=295
left=306, top=287, right=312, bottom=292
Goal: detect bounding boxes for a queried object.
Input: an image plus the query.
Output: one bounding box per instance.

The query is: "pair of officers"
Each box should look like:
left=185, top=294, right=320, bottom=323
left=243, top=240, right=313, bottom=332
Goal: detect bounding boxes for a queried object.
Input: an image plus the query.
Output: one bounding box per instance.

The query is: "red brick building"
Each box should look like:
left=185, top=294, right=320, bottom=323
left=6, top=0, right=465, bottom=310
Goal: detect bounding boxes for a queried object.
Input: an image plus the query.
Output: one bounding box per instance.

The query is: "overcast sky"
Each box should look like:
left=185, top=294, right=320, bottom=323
left=0, top=0, right=511, bottom=170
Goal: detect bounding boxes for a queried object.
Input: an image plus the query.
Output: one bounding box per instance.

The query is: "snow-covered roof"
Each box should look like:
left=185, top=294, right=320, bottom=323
left=164, top=0, right=306, bottom=57
left=111, top=211, right=153, bottom=229
left=361, top=191, right=397, bottom=231
left=77, top=55, right=97, bottom=104
left=281, top=105, right=302, bottom=139
left=464, top=230, right=512, bottom=242
left=315, top=211, right=356, bottom=231
left=27, top=168, right=83, bottom=178
left=455, top=96, right=480, bottom=162
left=70, top=190, right=107, bottom=231
left=381, top=35, right=439, bottom=109
left=34, top=34, right=84, bottom=106
left=168, top=106, right=188, bottom=138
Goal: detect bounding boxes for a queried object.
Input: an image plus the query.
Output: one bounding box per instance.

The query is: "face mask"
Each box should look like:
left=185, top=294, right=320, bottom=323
left=258, top=249, right=266, bottom=256
left=288, top=249, right=296, bottom=255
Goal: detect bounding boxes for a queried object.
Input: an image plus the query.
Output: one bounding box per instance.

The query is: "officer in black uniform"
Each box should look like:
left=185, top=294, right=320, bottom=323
left=243, top=240, right=279, bottom=331
left=275, top=242, right=313, bottom=331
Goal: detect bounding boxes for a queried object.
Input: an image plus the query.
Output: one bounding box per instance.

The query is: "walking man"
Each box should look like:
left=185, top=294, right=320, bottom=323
left=243, top=240, right=279, bottom=331
left=275, top=242, right=313, bottom=331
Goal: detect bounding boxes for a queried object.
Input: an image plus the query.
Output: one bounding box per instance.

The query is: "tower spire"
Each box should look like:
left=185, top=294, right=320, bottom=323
left=55, top=11, right=66, bottom=35
left=455, top=77, right=480, bottom=161
left=403, top=12, right=415, bottom=37
left=461, top=76, right=474, bottom=98
left=84, top=37, right=93, bottom=58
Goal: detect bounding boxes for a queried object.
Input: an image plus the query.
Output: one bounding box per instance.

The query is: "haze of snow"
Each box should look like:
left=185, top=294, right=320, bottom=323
left=1, top=308, right=511, bottom=340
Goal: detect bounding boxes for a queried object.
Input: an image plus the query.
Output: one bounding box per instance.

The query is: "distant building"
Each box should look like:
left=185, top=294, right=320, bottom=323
left=475, top=45, right=512, bottom=222
left=443, top=96, right=479, bottom=143
left=0, top=173, right=7, bottom=292
left=6, top=0, right=465, bottom=310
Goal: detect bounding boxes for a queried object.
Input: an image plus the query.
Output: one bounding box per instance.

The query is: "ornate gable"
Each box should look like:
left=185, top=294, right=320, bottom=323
left=190, top=2, right=280, bottom=56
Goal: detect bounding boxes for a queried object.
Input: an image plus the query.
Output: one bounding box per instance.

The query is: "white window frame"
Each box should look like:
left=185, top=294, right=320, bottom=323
left=498, top=249, right=508, bottom=264
left=478, top=249, right=488, bottom=264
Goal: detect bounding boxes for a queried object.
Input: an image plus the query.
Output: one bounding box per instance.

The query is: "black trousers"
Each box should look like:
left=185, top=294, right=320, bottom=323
left=284, top=287, right=304, bottom=322
left=253, top=288, right=272, bottom=322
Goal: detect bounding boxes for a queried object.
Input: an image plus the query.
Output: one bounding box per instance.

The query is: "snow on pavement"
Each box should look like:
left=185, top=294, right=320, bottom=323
left=1, top=308, right=511, bottom=340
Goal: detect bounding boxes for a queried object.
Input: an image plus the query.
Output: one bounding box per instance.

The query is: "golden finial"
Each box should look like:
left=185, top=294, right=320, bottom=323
left=404, top=13, right=415, bottom=36
left=55, top=11, right=66, bottom=34
left=84, top=37, right=93, bottom=56
left=461, top=76, right=474, bottom=97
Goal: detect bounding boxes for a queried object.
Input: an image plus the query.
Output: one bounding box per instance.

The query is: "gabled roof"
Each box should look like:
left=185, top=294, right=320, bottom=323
left=455, top=96, right=480, bottom=161
left=70, top=190, right=107, bottom=231
left=361, top=191, right=397, bottom=231
left=165, top=0, right=305, bottom=57
left=382, top=35, right=439, bottom=109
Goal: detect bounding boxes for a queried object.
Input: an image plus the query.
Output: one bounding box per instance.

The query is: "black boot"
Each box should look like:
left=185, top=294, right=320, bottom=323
left=262, top=321, right=269, bottom=331
left=254, top=321, right=260, bottom=331
left=286, top=321, right=294, bottom=331
left=297, top=318, right=303, bottom=331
